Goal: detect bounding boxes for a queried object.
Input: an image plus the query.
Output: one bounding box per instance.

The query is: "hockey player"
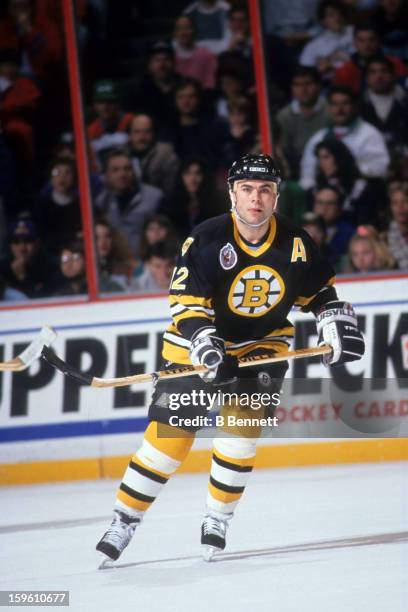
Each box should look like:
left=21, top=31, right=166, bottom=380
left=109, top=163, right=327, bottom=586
left=96, top=153, right=365, bottom=564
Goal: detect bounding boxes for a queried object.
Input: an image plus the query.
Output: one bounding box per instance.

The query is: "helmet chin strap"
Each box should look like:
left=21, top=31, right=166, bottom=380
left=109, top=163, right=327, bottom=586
left=229, top=190, right=278, bottom=229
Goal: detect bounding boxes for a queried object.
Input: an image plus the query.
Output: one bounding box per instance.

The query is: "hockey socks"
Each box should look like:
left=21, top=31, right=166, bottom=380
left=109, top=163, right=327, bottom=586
left=115, top=421, right=195, bottom=515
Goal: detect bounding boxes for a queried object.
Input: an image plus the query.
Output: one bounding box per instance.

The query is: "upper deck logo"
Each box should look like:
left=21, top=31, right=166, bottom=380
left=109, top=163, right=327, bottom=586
left=219, top=242, right=237, bottom=270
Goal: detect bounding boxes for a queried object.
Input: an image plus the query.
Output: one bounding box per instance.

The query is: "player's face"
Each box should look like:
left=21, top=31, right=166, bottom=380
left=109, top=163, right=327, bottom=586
left=233, top=180, right=278, bottom=226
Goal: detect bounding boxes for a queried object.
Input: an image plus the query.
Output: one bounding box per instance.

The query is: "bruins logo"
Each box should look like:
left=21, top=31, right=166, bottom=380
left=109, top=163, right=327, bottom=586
left=228, top=265, right=284, bottom=317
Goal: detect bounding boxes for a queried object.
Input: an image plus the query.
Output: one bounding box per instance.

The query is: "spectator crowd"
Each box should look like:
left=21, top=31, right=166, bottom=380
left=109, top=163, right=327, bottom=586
left=1, top=0, right=408, bottom=302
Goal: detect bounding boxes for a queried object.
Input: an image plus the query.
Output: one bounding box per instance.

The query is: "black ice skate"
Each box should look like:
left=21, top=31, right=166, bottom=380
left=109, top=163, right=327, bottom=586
left=201, top=510, right=232, bottom=561
left=96, top=509, right=141, bottom=568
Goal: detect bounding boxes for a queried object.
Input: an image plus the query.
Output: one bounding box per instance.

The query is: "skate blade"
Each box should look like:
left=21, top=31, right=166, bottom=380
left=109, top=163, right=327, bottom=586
left=98, top=555, right=116, bottom=570
left=202, top=545, right=220, bottom=562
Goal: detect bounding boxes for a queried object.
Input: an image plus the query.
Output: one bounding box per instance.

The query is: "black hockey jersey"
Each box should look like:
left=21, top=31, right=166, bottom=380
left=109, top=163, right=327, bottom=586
left=163, top=213, right=336, bottom=364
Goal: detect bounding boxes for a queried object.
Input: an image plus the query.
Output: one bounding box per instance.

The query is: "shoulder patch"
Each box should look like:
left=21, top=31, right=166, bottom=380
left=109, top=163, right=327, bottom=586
left=181, top=237, right=194, bottom=257
left=219, top=242, right=238, bottom=270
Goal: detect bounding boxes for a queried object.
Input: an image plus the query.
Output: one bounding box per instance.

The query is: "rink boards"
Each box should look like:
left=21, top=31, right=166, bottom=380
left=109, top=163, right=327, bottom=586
left=0, top=275, right=407, bottom=485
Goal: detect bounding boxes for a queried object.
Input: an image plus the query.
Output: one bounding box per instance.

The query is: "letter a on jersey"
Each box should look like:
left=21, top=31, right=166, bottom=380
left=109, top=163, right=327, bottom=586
left=291, top=237, right=307, bottom=262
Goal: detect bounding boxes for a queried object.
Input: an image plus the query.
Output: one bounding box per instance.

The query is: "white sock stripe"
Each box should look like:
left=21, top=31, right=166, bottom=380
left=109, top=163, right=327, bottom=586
left=122, top=465, right=164, bottom=498
left=211, top=461, right=252, bottom=488
left=214, top=436, right=257, bottom=459
left=137, top=439, right=181, bottom=475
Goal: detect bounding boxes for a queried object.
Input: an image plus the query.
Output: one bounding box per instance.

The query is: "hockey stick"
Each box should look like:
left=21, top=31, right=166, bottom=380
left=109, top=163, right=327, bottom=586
left=41, top=343, right=332, bottom=389
left=0, top=327, right=57, bottom=372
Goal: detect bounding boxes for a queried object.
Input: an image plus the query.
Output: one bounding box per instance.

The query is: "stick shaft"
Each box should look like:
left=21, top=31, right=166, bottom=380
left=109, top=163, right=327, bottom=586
left=89, top=345, right=332, bottom=388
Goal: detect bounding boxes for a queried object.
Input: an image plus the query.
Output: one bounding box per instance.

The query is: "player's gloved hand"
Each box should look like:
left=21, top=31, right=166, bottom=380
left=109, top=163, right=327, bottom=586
left=190, top=327, right=238, bottom=385
left=316, top=301, right=365, bottom=366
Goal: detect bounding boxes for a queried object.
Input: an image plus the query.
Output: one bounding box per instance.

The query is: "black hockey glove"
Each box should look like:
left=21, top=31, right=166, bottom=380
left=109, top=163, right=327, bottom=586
left=190, top=327, right=238, bottom=385
left=316, top=301, right=365, bottom=366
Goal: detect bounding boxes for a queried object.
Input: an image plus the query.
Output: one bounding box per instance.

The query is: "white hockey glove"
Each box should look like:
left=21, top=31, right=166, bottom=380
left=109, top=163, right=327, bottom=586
left=316, top=301, right=365, bottom=366
left=190, top=327, right=238, bottom=385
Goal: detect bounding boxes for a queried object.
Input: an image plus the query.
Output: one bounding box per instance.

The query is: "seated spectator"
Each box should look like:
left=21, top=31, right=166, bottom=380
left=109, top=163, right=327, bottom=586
left=139, top=214, right=178, bottom=261
left=128, top=241, right=177, bottom=294
left=121, top=41, right=180, bottom=138
left=0, top=272, right=28, bottom=301
left=218, top=3, right=252, bottom=57
left=360, top=56, right=408, bottom=165
left=172, top=15, right=217, bottom=89
left=163, top=156, right=226, bottom=236
left=0, top=48, right=41, bottom=174
left=373, top=0, right=408, bottom=63
left=87, top=80, right=133, bottom=170
left=37, top=158, right=82, bottom=255
left=183, top=0, right=230, bottom=54
left=52, top=240, right=88, bottom=296
left=300, top=1, right=353, bottom=81
left=309, top=139, right=386, bottom=224
left=333, top=22, right=407, bottom=95
left=128, top=114, right=180, bottom=196
left=386, top=181, right=408, bottom=270
left=300, top=86, right=390, bottom=189
left=312, top=185, right=355, bottom=266
left=300, top=211, right=338, bottom=263
left=345, top=226, right=395, bottom=273
left=53, top=238, right=123, bottom=296
left=95, top=149, right=163, bottom=258
left=276, top=67, right=329, bottom=179
left=165, top=77, right=217, bottom=159
left=213, top=64, right=248, bottom=119
left=0, top=215, right=61, bottom=298
left=95, top=218, right=134, bottom=291
left=42, top=136, right=103, bottom=198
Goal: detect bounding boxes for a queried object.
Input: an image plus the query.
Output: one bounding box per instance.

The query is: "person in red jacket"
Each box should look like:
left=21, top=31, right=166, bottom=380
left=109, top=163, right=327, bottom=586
left=333, top=22, right=407, bottom=95
left=0, top=48, right=41, bottom=173
left=0, top=0, right=62, bottom=82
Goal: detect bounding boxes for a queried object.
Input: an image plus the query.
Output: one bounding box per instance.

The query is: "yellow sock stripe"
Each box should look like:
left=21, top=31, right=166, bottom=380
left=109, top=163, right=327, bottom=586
left=208, top=482, right=243, bottom=504
left=117, top=488, right=152, bottom=512
left=213, top=449, right=255, bottom=469
left=144, top=422, right=195, bottom=463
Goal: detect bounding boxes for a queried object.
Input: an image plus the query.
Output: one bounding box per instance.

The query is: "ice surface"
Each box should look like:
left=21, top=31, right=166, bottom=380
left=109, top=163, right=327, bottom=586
left=0, top=462, right=407, bottom=612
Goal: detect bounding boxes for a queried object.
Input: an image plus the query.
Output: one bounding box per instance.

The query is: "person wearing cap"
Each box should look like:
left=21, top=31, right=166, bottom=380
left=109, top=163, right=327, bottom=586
left=88, top=79, right=134, bottom=170
left=96, top=153, right=364, bottom=566
left=0, top=215, right=61, bottom=298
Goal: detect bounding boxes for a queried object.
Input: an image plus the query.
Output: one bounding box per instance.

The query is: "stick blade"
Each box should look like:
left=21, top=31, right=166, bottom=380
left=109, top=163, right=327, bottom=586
left=19, top=327, right=57, bottom=366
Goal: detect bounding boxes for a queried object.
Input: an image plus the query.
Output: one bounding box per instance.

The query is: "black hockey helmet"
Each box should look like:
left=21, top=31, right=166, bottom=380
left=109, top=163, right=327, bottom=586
left=227, top=154, right=281, bottom=191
